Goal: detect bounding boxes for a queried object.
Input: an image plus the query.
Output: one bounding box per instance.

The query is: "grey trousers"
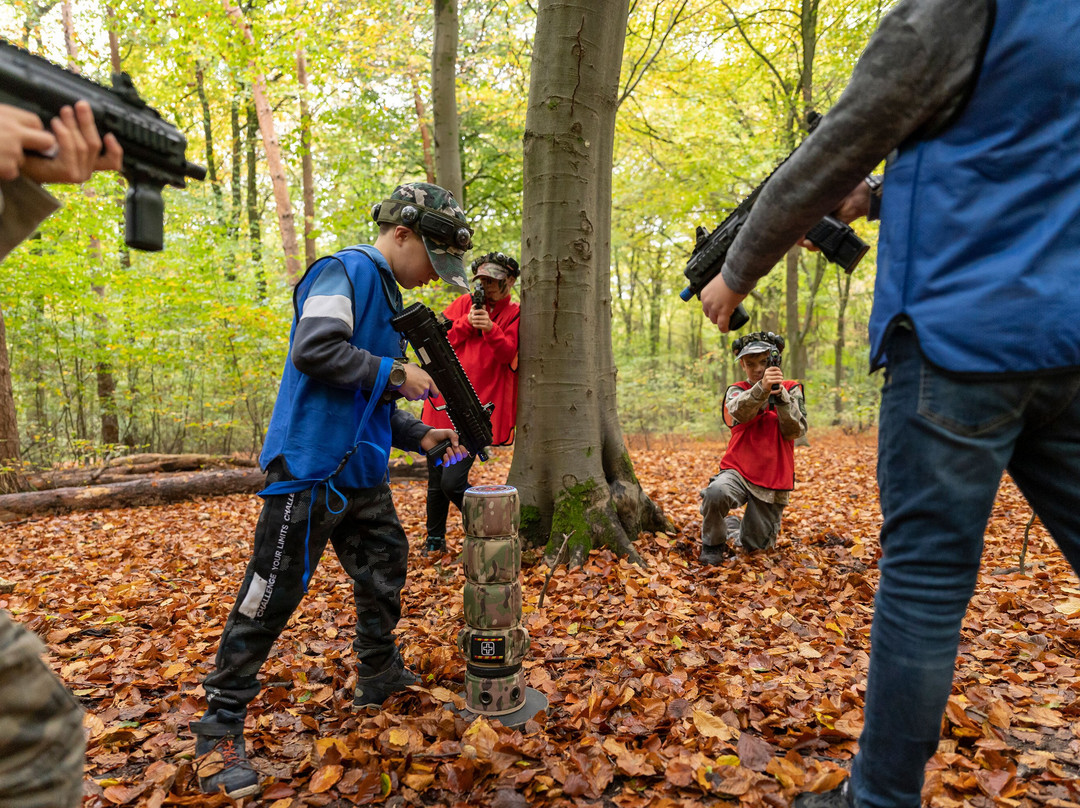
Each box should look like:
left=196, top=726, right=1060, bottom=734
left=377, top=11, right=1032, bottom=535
left=700, top=469, right=785, bottom=551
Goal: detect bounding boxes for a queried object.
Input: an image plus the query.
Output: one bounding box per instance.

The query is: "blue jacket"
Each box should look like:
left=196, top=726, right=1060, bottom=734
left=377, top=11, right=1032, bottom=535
left=261, top=246, right=406, bottom=488
left=870, top=0, right=1080, bottom=375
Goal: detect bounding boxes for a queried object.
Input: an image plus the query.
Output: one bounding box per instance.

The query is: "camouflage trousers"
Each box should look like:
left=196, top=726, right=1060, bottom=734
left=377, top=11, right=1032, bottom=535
left=701, top=469, right=785, bottom=551
left=0, top=611, right=85, bottom=808
left=203, top=460, right=410, bottom=725
left=425, top=453, right=476, bottom=538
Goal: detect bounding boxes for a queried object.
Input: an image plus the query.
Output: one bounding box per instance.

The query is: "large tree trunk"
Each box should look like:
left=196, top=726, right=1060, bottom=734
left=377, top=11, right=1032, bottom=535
left=224, top=1, right=302, bottom=283
left=508, top=0, right=670, bottom=566
left=431, top=0, right=463, bottom=200
left=297, top=47, right=317, bottom=267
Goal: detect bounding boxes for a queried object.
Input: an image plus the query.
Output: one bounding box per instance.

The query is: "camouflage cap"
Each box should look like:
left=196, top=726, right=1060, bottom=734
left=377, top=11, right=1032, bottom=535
left=376, top=182, right=472, bottom=290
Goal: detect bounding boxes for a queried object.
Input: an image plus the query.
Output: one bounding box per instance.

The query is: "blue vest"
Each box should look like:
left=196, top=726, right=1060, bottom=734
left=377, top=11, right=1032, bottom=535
left=870, top=1, right=1080, bottom=374
left=260, top=245, right=405, bottom=489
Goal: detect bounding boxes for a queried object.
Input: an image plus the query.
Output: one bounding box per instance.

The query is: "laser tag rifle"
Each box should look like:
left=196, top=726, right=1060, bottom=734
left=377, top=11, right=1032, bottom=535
left=470, top=276, right=486, bottom=309
left=679, top=111, right=869, bottom=329
left=0, top=38, right=207, bottom=252
left=391, top=302, right=494, bottom=463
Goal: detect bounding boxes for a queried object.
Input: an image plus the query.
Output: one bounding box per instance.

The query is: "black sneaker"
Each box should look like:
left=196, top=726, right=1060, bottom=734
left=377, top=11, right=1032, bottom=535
left=424, top=536, right=447, bottom=555
left=699, top=543, right=733, bottom=565
left=191, top=718, right=259, bottom=799
left=353, top=655, right=420, bottom=707
left=794, top=780, right=854, bottom=808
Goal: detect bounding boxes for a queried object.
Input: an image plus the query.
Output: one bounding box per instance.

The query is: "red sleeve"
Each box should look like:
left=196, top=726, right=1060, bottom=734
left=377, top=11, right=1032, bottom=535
left=484, top=303, right=520, bottom=365
left=443, top=294, right=475, bottom=347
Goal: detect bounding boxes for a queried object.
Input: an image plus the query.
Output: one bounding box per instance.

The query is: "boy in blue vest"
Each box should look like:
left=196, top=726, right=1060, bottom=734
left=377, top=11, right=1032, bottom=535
left=699, top=332, right=806, bottom=564
left=698, top=1, right=1080, bottom=805
left=191, top=182, right=471, bottom=799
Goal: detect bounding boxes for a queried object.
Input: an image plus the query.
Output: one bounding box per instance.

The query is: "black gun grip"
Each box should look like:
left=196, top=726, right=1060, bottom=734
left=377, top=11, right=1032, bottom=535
left=729, top=304, right=750, bottom=330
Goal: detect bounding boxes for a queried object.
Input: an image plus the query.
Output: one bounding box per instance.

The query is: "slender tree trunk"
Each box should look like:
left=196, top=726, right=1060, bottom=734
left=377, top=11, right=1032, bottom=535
left=508, top=0, right=669, bottom=564
left=0, top=309, right=21, bottom=491
left=224, top=0, right=302, bottom=283
left=432, top=0, right=463, bottom=200
left=246, top=101, right=265, bottom=294
left=297, top=47, right=316, bottom=267
left=195, top=62, right=224, bottom=222
left=65, top=1, right=119, bottom=446
left=833, top=266, right=852, bottom=424
left=412, top=79, right=437, bottom=184
left=785, top=245, right=801, bottom=375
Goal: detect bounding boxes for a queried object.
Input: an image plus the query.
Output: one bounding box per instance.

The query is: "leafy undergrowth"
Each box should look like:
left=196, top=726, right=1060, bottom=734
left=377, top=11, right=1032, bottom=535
left=2, top=431, right=1079, bottom=807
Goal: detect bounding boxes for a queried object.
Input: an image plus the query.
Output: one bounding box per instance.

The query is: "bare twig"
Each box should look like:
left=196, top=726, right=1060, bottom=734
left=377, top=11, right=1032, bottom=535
left=537, top=531, right=573, bottom=609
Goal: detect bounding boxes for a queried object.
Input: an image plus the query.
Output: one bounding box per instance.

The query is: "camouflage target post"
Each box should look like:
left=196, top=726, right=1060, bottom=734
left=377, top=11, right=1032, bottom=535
left=458, top=485, right=548, bottom=726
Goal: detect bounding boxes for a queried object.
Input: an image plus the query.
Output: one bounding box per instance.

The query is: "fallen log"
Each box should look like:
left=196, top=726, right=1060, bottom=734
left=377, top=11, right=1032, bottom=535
left=0, top=458, right=429, bottom=522
left=23, top=453, right=257, bottom=491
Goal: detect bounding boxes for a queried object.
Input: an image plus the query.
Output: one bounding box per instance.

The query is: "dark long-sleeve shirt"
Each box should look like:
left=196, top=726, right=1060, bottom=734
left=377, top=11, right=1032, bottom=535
left=722, top=0, right=993, bottom=293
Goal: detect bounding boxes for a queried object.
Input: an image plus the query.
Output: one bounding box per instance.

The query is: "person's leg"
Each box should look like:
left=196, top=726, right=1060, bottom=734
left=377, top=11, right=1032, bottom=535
left=425, top=457, right=451, bottom=551
left=439, top=453, right=476, bottom=511
left=739, top=496, right=784, bottom=551
left=0, top=613, right=84, bottom=808
left=424, top=453, right=477, bottom=554
left=700, top=469, right=749, bottom=561
left=850, top=330, right=1026, bottom=808
left=195, top=463, right=340, bottom=797
left=1004, top=372, right=1080, bottom=576
left=329, top=483, right=416, bottom=705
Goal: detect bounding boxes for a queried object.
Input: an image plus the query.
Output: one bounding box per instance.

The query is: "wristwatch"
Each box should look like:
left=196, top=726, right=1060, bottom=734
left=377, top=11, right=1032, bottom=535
left=388, top=360, right=408, bottom=390
left=865, top=174, right=884, bottom=222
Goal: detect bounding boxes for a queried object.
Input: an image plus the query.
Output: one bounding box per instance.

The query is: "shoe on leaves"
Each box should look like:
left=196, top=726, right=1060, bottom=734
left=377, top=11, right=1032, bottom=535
left=794, top=780, right=854, bottom=808
left=353, top=654, right=420, bottom=707
left=424, top=536, right=447, bottom=555
left=191, top=718, right=260, bottom=799
left=699, top=543, right=734, bottom=565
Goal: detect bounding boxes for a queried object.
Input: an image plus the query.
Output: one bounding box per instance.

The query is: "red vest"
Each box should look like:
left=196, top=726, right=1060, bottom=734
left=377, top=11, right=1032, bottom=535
left=720, top=380, right=800, bottom=490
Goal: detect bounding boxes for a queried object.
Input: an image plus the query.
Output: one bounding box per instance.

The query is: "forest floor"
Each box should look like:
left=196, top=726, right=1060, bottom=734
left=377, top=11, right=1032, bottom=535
left=3, top=430, right=1079, bottom=807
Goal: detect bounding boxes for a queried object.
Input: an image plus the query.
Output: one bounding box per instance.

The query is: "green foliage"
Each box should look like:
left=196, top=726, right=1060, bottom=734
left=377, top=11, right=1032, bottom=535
left=0, top=0, right=891, bottom=468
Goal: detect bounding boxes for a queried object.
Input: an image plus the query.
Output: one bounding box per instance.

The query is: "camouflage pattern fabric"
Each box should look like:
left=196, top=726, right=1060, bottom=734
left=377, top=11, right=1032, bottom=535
left=0, top=611, right=85, bottom=808
left=463, top=534, right=520, bottom=584
left=375, top=182, right=471, bottom=290
left=463, top=581, right=521, bottom=629
left=464, top=669, right=526, bottom=715
left=462, top=485, right=520, bottom=537
left=202, top=459, right=410, bottom=724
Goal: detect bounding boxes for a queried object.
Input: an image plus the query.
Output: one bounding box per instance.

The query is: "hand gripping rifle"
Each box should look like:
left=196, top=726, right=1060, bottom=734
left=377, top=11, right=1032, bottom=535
left=391, top=302, right=494, bottom=463
left=0, top=39, right=207, bottom=252
left=680, top=111, right=869, bottom=329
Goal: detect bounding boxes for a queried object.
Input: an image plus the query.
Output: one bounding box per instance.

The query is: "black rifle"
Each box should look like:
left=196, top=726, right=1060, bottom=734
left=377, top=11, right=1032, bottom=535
left=470, top=276, right=486, bottom=309
left=680, top=112, right=869, bottom=329
left=391, top=302, right=493, bottom=463
left=0, top=39, right=206, bottom=252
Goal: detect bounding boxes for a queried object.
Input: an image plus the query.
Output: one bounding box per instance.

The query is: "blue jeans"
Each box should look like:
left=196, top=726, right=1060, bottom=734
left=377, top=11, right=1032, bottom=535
left=851, top=329, right=1080, bottom=808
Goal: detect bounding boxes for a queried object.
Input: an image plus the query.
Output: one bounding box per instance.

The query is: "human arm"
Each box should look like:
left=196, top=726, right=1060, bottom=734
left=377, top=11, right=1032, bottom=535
left=472, top=305, right=519, bottom=365
left=775, top=384, right=808, bottom=442
left=703, top=0, right=992, bottom=326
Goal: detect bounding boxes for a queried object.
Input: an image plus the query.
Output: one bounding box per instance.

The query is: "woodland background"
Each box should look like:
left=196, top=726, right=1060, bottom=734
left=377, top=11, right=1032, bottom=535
left=0, top=0, right=887, bottom=479
left=4, top=3, right=1079, bottom=807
